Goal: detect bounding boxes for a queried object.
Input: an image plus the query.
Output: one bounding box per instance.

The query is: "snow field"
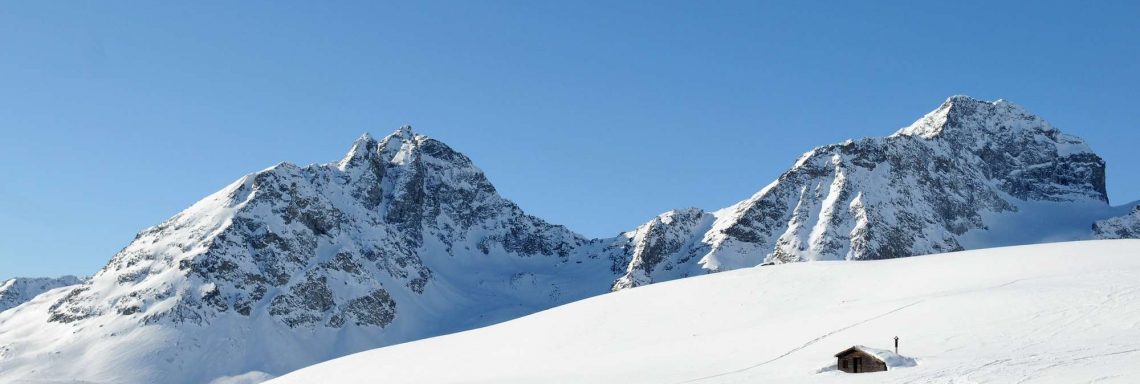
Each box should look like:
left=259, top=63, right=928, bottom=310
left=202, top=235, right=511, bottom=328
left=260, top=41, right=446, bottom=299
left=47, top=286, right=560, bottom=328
left=271, top=240, right=1140, bottom=384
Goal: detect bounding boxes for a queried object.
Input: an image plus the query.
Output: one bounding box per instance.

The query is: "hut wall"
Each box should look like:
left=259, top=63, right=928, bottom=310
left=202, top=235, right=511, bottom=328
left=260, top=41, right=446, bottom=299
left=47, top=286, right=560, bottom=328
left=836, top=351, right=887, bottom=373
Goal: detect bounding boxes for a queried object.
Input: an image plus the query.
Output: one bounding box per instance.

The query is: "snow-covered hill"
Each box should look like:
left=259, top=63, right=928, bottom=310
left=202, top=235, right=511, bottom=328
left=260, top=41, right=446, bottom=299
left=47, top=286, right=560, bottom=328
left=271, top=240, right=1140, bottom=384
left=0, top=276, right=82, bottom=313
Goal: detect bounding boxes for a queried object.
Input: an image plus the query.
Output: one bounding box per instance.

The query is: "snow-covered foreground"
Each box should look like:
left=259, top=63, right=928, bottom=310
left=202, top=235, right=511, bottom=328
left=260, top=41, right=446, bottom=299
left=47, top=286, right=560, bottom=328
left=271, top=240, right=1140, bottom=384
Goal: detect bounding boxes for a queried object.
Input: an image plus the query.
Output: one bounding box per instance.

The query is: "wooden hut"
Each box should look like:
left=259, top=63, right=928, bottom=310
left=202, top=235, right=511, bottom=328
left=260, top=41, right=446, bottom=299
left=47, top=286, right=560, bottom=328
left=834, top=345, right=889, bottom=373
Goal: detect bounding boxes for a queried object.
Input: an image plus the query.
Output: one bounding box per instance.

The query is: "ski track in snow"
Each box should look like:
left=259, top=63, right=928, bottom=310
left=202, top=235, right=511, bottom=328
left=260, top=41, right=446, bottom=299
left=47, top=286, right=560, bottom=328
left=677, top=278, right=1028, bottom=383
left=675, top=299, right=926, bottom=383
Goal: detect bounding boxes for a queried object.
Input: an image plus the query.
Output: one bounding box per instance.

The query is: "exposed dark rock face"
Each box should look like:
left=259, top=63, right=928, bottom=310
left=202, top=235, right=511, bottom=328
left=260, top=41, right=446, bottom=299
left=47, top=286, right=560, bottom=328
left=610, top=208, right=714, bottom=290
left=344, top=290, right=397, bottom=327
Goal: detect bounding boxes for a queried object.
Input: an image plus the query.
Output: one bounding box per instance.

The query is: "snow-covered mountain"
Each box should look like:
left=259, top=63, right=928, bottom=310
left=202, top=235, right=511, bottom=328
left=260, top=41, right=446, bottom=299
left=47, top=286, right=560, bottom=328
left=268, top=240, right=1140, bottom=384
left=0, top=276, right=82, bottom=313
left=0, top=126, right=622, bottom=383
left=0, top=96, right=1135, bottom=384
left=612, top=95, right=1133, bottom=288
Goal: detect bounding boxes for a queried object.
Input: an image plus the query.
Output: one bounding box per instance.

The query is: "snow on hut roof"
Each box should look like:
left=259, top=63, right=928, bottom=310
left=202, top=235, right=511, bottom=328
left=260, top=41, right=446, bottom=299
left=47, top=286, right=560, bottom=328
left=835, top=345, right=917, bottom=368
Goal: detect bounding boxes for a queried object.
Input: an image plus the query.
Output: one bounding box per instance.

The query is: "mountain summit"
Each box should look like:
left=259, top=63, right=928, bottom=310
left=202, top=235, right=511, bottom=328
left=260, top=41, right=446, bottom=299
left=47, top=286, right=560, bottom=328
left=0, top=97, right=1134, bottom=383
left=0, top=127, right=616, bottom=383
left=612, top=96, right=1124, bottom=288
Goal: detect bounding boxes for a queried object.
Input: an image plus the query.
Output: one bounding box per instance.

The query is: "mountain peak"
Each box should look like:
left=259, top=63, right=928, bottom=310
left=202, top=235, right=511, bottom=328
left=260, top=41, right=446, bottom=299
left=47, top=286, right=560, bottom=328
left=338, top=132, right=380, bottom=170
left=391, top=125, right=414, bottom=140
left=338, top=126, right=420, bottom=170
left=944, top=94, right=984, bottom=104
left=941, top=95, right=1020, bottom=110
left=888, top=96, right=1095, bottom=162
left=892, top=95, right=1045, bottom=140
left=355, top=132, right=375, bottom=142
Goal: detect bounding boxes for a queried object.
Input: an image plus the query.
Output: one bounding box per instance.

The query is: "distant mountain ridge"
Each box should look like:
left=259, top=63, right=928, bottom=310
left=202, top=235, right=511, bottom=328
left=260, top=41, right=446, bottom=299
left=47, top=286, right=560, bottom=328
left=0, top=276, right=82, bottom=313
left=1094, top=205, right=1140, bottom=239
left=0, top=96, right=1135, bottom=384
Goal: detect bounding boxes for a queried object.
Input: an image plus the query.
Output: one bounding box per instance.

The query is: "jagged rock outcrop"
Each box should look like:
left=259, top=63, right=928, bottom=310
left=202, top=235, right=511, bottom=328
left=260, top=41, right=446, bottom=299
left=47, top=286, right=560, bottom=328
left=0, top=276, right=82, bottom=313
left=609, top=208, right=714, bottom=291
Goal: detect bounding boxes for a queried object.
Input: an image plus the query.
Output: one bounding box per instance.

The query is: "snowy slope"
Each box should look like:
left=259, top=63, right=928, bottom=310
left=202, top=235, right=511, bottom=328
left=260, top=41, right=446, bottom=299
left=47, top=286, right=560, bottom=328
left=271, top=240, right=1140, bottom=384
left=614, top=96, right=1133, bottom=288
left=0, top=276, right=82, bottom=313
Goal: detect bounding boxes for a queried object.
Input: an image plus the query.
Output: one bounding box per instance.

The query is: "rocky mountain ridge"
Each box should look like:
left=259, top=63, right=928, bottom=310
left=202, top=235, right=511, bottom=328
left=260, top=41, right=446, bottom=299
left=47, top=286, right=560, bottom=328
left=0, top=125, right=621, bottom=383
left=1094, top=205, right=1140, bottom=239
left=0, top=96, right=1135, bottom=383
left=611, top=96, right=1128, bottom=288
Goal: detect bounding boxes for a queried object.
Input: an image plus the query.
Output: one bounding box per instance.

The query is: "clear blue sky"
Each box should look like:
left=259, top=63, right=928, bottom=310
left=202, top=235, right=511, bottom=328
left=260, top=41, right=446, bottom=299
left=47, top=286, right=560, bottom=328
left=2, top=1, right=1138, bottom=280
